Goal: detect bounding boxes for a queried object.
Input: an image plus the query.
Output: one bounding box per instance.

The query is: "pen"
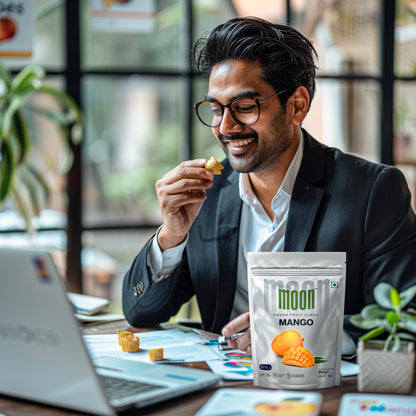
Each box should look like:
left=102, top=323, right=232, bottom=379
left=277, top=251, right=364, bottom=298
left=217, top=329, right=250, bottom=344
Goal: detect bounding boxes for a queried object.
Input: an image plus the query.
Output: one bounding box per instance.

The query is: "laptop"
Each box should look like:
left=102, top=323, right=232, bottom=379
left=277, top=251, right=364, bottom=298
left=0, top=247, right=221, bottom=415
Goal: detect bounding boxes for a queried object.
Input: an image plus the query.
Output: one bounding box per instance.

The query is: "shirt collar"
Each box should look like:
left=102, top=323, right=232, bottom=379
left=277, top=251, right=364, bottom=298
left=239, top=131, right=304, bottom=205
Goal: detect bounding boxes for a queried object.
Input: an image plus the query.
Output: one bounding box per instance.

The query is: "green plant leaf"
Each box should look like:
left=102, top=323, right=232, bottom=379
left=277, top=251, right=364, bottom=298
left=399, top=285, right=416, bottom=309
left=11, top=178, right=35, bottom=235
left=0, top=141, right=14, bottom=201
left=0, top=61, right=12, bottom=90
left=350, top=314, right=385, bottom=329
left=390, top=288, right=401, bottom=307
left=38, top=85, right=83, bottom=125
left=18, top=167, right=45, bottom=217
left=359, top=326, right=385, bottom=341
left=374, top=282, right=395, bottom=309
left=12, top=110, right=30, bottom=163
left=386, top=311, right=400, bottom=325
left=399, top=316, right=416, bottom=333
left=25, top=165, right=50, bottom=200
left=10, top=64, right=44, bottom=96
left=396, top=332, right=416, bottom=341
left=0, top=61, right=83, bottom=231
left=29, top=106, right=72, bottom=126
left=1, top=92, right=32, bottom=139
left=361, top=304, right=388, bottom=320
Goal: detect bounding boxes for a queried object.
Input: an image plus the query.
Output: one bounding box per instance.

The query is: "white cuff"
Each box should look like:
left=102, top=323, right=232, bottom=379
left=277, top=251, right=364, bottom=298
left=147, top=225, right=187, bottom=283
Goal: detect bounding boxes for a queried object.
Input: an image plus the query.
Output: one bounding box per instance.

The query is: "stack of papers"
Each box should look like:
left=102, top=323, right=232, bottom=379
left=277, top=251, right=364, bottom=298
left=84, top=329, right=227, bottom=364
left=84, top=328, right=359, bottom=380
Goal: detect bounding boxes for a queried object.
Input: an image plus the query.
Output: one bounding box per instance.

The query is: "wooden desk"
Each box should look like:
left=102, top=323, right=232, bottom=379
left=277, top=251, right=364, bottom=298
left=0, top=372, right=358, bottom=416
left=0, top=321, right=407, bottom=416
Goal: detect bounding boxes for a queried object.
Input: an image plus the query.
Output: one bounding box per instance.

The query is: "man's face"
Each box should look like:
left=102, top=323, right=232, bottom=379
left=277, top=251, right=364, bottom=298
left=207, top=59, right=295, bottom=174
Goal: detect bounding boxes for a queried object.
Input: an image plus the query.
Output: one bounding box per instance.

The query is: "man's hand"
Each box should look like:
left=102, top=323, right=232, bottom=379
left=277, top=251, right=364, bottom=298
left=221, top=312, right=251, bottom=355
left=155, top=159, right=214, bottom=251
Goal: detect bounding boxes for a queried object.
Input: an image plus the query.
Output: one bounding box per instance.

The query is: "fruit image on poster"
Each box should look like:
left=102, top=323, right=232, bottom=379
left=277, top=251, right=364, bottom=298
left=0, top=17, right=17, bottom=42
left=0, top=0, right=33, bottom=62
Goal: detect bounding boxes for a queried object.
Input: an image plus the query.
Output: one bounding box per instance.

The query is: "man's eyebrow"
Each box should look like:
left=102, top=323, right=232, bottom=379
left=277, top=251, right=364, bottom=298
left=204, top=90, right=261, bottom=102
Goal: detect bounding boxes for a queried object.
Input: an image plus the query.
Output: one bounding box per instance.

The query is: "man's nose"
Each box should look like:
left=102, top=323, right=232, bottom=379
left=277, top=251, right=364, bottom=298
left=219, top=108, right=243, bottom=135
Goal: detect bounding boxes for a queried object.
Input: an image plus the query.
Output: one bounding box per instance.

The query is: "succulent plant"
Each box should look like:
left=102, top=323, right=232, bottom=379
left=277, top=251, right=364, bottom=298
left=350, top=282, right=416, bottom=352
left=0, top=62, right=82, bottom=233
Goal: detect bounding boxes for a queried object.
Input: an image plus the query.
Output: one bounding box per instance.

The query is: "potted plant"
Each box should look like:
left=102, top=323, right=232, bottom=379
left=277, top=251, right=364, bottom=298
left=0, top=62, right=82, bottom=234
left=350, top=282, right=416, bottom=394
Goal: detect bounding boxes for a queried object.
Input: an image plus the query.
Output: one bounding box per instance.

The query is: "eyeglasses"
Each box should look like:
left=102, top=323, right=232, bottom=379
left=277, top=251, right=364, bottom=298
left=194, top=89, right=289, bottom=128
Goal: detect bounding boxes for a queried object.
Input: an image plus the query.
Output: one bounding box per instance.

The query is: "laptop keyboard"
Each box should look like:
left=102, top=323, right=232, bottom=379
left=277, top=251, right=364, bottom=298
left=99, top=375, right=166, bottom=401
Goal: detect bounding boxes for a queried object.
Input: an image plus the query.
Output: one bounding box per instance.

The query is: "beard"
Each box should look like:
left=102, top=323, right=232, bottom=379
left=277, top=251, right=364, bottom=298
left=219, top=116, right=293, bottom=174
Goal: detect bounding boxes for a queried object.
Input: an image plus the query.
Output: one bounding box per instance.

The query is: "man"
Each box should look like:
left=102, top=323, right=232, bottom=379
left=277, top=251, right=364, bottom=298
left=123, top=17, right=416, bottom=354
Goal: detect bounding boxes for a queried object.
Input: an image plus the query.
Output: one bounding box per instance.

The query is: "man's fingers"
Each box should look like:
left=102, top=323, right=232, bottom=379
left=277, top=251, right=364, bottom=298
left=228, top=331, right=251, bottom=354
left=161, top=191, right=207, bottom=212
left=222, top=312, right=250, bottom=338
left=159, top=159, right=212, bottom=186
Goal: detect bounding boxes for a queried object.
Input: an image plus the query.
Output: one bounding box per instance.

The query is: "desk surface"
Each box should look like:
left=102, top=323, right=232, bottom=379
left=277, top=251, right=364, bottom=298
left=0, top=320, right=411, bottom=416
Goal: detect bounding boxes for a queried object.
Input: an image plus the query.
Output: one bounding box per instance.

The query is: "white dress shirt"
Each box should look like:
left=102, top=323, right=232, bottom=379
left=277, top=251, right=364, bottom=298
left=231, top=135, right=303, bottom=318
left=147, top=134, right=304, bottom=314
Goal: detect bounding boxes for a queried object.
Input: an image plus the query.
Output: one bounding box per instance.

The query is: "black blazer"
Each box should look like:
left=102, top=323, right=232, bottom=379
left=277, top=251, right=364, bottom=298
left=123, top=130, right=416, bottom=333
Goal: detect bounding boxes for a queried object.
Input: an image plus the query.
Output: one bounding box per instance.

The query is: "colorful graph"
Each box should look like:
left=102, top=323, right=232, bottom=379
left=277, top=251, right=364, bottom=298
left=225, top=352, right=252, bottom=360
left=224, top=361, right=253, bottom=373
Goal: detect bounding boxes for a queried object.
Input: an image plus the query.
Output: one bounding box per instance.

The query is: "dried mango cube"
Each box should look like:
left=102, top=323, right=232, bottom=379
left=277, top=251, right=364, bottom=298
left=117, top=329, right=134, bottom=345
left=149, top=348, right=164, bottom=361
left=205, top=156, right=224, bottom=175
left=120, top=337, right=140, bottom=353
left=117, top=329, right=140, bottom=352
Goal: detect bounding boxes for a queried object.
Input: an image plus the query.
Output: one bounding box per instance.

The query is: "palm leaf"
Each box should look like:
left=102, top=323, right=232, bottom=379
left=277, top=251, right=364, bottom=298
left=10, top=65, right=44, bottom=96
left=0, top=62, right=83, bottom=231
left=17, top=166, right=45, bottom=217
left=29, top=105, right=72, bottom=126
left=37, top=85, right=83, bottom=142
left=12, top=110, right=30, bottom=163
left=0, top=61, right=12, bottom=91
left=1, top=92, right=33, bottom=139
left=0, top=140, right=15, bottom=202
left=25, top=165, right=50, bottom=200
left=11, top=178, right=35, bottom=234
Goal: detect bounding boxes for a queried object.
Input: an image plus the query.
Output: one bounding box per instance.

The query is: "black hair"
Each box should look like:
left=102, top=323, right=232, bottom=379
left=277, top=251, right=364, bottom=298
left=193, top=17, right=318, bottom=108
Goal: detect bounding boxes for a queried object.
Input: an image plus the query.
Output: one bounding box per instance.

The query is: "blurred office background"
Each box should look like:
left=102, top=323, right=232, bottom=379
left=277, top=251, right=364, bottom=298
left=0, top=0, right=415, bottom=318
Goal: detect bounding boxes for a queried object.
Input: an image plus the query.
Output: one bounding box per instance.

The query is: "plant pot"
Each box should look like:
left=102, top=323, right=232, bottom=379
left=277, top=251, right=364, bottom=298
left=357, top=339, right=415, bottom=394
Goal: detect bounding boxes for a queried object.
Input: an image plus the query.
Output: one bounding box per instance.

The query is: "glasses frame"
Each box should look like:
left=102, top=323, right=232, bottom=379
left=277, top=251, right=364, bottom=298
left=194, top=89, right=289, bottom=128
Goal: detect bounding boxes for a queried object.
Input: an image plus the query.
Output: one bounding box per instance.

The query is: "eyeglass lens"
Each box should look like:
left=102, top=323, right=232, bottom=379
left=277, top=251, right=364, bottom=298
left=197, top=97, right=260, bottom=127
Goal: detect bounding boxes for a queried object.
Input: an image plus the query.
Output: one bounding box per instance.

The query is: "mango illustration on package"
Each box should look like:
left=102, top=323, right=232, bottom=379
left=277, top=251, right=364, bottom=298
left=282, top=346, right=315, bottom=368
left=271, top=330, right=303, bottom=356
left=271, top=330, right=315, bottom=368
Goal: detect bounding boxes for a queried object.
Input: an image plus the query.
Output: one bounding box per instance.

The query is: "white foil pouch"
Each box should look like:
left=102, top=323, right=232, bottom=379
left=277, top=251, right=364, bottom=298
left=248, top=252, right=346, bottom=389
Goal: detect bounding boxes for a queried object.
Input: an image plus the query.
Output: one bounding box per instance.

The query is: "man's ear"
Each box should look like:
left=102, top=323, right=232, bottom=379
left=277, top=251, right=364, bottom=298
left=287, top=86, right=310, bottom=126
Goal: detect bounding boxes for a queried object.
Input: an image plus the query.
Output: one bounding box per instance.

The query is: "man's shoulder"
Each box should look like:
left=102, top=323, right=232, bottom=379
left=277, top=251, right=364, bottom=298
left=303, top=130, right=392, bottom=177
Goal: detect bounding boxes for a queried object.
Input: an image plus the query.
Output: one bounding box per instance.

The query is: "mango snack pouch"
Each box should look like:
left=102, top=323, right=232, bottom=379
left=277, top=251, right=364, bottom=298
left=248, top=252, right=346, bottom=389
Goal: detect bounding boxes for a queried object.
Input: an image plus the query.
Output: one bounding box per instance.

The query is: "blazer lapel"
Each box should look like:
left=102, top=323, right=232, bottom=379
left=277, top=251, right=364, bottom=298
left=285, top=131, right=326, bottom=252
